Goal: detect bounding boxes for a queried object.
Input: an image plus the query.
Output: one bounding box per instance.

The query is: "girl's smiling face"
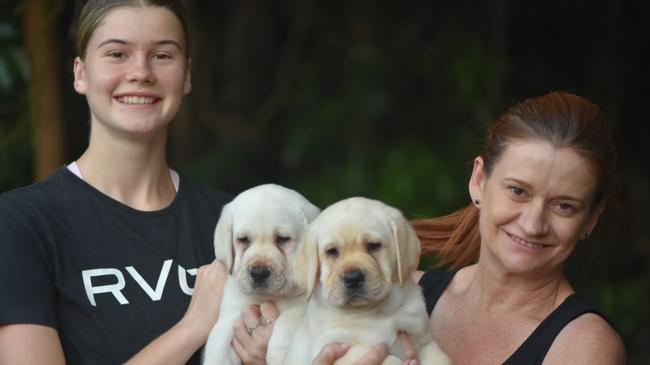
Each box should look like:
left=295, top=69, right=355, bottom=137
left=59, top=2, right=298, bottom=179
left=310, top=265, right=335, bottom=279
left=470, top=139, right=605, bottom=276
left=73, top=6, right=191, bottom=138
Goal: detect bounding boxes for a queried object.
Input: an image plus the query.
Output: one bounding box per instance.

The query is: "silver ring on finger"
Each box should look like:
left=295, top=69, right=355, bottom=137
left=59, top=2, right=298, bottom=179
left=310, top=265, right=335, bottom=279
left=246, top=324, right=257, bottom=335
left=261, top=318, right=275, bottom=325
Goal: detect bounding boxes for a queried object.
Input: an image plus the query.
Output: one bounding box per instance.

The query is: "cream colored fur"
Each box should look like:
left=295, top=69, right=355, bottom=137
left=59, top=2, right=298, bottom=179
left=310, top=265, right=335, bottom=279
left=202, top=184, right=320, bottom=365
left=280, top=197, right=450, bottom=365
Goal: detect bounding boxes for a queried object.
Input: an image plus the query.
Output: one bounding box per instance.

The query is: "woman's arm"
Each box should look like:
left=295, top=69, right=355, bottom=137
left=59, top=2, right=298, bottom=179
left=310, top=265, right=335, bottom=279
left=125, top=260, right=228, bottom=365
left=543, top=313, right=626, bottom=365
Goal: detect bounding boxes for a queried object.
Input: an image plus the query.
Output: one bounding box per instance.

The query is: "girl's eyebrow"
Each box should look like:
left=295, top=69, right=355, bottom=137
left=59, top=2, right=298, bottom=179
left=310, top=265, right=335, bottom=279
left=97, top=38, right=182, bottom=51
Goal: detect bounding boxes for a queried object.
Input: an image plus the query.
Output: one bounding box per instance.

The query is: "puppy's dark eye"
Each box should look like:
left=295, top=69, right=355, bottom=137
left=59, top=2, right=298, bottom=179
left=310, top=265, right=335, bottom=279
left=237, top=236, right=250, bottom=245
left=366, top=242, right=382, bottom=253
left=325, top=248, right=339, bottom=258
left=276, top=236, right=291, bottom=245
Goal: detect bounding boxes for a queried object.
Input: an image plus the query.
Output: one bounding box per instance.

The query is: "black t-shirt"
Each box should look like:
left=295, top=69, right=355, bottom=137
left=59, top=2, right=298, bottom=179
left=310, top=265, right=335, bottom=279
left=418, top=270, right=610, bottom=365
left=0, top=167, right=232, bottom=364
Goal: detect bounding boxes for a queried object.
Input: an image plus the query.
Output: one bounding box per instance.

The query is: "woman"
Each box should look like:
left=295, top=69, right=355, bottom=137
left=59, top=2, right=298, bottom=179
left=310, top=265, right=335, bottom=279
left=412, top=91, right=626, bottom=364
left=0, top=1, right=230, bottom=364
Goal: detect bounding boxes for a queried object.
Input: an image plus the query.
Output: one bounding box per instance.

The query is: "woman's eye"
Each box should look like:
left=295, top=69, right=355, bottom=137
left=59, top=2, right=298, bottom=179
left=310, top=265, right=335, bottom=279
left=366, top=242, right=381, bottom=253
left=276, top=236, right=291, bottom=245
left=325, top=248, right=339, bottom=258
left=557, top=202, right=576, bottom=214
left=508, top=186, right=525, bottom=197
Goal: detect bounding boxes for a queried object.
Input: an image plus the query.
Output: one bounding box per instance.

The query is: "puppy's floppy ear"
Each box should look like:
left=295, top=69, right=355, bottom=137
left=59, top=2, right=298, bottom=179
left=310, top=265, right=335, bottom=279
left=294, top=228, right=319, bottom=300
left=389, top=212, right=421, bottom=287
left=213, top=202, right=235, bottom=274
left=304, top=203, right=321, bottom=223
left=299, top=201, right=319, bottom=238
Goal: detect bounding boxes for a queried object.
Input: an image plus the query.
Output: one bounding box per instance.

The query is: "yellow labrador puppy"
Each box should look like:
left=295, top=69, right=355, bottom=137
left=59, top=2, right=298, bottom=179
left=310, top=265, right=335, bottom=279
left=202, top=184, right=320, bottom=365
left=281, top=197, right=450, bottom=365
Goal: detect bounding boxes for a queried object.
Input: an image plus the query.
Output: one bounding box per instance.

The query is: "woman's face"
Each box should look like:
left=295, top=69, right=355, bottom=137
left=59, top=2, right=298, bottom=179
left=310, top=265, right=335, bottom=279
left=73, top=6, right=190, bottom=138
left=470, top=139, right=605, bottom=276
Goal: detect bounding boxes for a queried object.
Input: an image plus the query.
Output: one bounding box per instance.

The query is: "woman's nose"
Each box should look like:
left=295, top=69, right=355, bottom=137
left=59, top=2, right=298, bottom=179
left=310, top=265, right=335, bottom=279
left=518, top=200, right=549, bottom=236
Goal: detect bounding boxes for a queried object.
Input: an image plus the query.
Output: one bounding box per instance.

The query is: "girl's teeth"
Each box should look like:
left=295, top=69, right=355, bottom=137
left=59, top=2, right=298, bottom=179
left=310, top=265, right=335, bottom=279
left=119, top=96, right=155, bottom=104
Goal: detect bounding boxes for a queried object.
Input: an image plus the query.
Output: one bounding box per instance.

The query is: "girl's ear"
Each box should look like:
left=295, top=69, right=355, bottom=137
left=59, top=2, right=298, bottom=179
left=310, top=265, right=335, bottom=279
left=73, top=57, right=87, bottom=94
left=183, top=59, right=192, bottom=95
left=469, top=156, right=486, bottom=206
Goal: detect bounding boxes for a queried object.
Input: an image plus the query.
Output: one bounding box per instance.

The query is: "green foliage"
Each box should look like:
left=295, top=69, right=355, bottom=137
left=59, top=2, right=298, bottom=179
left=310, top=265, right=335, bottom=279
left=597, top=279, right=650, bottom=363
left=0, top=0, right=647, bottom=362
left=0, top=2, right=30, bottom=191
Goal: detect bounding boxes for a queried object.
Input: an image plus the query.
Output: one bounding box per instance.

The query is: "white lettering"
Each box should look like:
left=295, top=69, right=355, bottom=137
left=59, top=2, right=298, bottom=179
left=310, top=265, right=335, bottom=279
left=178, top=265, right=198, bottom=295
left=125, top=259, right=173, bottom=301
left=82, top=268, right=129, bottom=306
left=81, top=260, right=199, bottom=306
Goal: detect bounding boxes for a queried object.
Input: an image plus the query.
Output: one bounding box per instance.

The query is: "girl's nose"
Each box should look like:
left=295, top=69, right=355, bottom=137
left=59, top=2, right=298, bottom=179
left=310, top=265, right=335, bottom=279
left=126, top=56, right=156, bottom=84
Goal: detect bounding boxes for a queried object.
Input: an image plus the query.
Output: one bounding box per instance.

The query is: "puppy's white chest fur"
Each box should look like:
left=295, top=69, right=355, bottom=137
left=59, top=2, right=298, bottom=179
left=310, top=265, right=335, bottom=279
left=284, top=282, right=431, bottom=363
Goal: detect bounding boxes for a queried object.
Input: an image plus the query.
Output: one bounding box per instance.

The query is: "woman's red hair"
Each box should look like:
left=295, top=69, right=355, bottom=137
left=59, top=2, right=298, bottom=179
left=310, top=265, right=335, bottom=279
left=412, top=91, right=617, bottom=269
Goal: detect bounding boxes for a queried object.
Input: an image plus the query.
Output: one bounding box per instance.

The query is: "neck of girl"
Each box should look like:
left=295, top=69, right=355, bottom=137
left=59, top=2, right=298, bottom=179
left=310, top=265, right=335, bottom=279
left=76, top=126, right=176, bottom=211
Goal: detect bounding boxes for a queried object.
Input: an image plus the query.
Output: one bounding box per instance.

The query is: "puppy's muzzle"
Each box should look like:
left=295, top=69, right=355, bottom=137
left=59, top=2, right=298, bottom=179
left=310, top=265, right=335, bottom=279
left=342, top=269, right=365, bottom=291
left=249, top=265, right=272, bottom=286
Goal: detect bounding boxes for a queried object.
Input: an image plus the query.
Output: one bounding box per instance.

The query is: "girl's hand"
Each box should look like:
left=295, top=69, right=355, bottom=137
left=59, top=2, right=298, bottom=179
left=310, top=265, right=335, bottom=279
left=232, top=302, right=279, bottom=365
left=180, top=260, right=229, bottom=339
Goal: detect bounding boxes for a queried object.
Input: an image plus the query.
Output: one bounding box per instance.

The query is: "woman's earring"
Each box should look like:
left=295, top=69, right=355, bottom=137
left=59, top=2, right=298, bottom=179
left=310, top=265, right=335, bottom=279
left=473, top=198, right=480, bottom=206
left=583, top=231, right=589, bottom=238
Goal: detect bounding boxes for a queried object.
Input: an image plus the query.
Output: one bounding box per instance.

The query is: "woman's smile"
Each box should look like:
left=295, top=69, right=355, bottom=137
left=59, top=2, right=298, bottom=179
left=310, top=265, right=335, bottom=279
left=504, top=231, right=551, bottom=250
left=472, top=140, right=601, bottom=274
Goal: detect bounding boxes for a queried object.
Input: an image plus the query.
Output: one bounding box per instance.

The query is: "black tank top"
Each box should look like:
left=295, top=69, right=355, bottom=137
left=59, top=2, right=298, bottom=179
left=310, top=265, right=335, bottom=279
left=418, top=270, right=607, bottom=365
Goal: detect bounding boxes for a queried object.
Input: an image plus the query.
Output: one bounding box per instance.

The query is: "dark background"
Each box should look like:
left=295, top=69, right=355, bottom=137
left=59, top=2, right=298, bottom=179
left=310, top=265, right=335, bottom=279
left=1, top=0, right=648, bottom=362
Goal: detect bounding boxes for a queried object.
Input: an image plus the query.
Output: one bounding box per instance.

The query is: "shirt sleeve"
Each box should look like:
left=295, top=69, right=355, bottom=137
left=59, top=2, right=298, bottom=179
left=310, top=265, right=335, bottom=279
left=0, top=193, right=58, bottom=328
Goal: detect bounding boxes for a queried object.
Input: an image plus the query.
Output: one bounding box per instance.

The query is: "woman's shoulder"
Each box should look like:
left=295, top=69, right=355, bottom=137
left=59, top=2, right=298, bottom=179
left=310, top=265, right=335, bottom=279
left=544, top=311, right=626, bottom=364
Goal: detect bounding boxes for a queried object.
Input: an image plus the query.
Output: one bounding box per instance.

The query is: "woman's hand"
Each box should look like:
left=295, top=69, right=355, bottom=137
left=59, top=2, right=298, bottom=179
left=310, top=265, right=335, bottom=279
left=232, top=302, right=279, bottom=365
left=397, top=331, right=418, bottom=362
left=313, top=343, right=418, bottom=365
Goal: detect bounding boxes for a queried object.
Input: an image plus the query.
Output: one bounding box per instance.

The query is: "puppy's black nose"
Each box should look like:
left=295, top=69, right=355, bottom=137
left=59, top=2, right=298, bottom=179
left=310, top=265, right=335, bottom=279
left=342, top=270, right=365, bottom=290
left=250, top=266, right=271, bottom=284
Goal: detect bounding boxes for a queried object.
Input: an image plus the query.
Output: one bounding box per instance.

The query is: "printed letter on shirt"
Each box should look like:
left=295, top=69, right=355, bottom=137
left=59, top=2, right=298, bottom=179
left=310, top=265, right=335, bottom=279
left=82, top=268, right=129, bottom=306
left=178, top=265, right=198, bottom=295
left=125, top=259, right=173, bottom=301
